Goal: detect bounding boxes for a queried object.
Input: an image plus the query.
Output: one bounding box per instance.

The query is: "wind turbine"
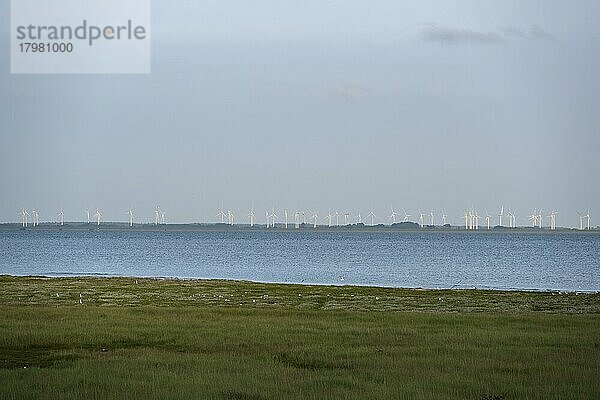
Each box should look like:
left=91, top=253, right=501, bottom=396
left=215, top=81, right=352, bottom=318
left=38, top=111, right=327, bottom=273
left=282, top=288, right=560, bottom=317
left=265, top=210, right=270, bottom=228
left=155, top=207, right=161, bottom=225
left=302, top=212, right=307, bottom=225
left=402, top=209, right=411, bottom=223
left=294, top=211, right=300, bottom=229
left=20, top=209, right=29, bottom=227
left=441, top=210, right=447, bottom=226
left=585, top=209, right=591, bottom=230
left=32, top=209, right=39, bottom=227
left=356, top=212, right=362, bottom=224
left=93, top=209, right=102, bottom=226
left=127, top=209, right=134, bottom=227
left=528, top=209, right=537, bottom=228
left=485, top=210, right=491, bottom=230
left=367, top=209, right=376, bottom=226
left=269, top=208, right=277, bottom=228
left=507, top=209, right=516, bottom=228
left=498, top=206, right=504, bottom=227
left=85, top=209, right=91, bottom=224
left=537, top=208, right=543, bottom=228
left=429, top=210, right=435, bottom=226
left=216, top=208, right=226, bottom=224
left=344, top=212, right=350, bottom=225
left=335, top=211, right=340, bottom=227
left=464, top=211, right=469, bottom=230
left=284, top=210, right=288, bottom=229
left=160, top=210, right=166, bottom=225
left=227, top=210, right=234, bottom=225
left=312, top=211, right=318, bottom=228
left=389, top=206, right=398, bottom=225
left=58, top=209, right=64, bottom=226
left=248, top=209, right=256, bottom=227
left=418, top=210, right=425, bottom=228
left=546, top=211, right=558, bottom=230
left=325, top=210, right=333, bottom=227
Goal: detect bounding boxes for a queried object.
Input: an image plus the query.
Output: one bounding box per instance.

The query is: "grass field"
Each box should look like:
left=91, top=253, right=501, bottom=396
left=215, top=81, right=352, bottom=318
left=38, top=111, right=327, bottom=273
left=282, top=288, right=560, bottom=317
left=0, top=276, right=599, bottom=399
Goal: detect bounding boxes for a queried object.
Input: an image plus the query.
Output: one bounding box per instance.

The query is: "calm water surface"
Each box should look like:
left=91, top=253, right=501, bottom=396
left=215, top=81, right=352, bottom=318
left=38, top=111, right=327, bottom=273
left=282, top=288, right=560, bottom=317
left=1, top=230, right=599, bottom=291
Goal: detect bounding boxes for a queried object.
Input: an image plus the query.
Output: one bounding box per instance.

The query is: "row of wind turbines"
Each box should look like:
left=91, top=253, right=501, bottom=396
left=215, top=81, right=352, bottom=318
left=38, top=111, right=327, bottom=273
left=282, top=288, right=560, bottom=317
left=18, top=205, right=592, bottom=230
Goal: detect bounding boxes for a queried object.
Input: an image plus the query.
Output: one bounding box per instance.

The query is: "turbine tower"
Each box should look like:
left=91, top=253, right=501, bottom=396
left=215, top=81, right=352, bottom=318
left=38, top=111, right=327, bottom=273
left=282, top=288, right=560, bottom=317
left=367, top=210, right=376, bottom=226
left=485, top=211, right=491, bottom=230
left=344, top=212, right=350, bottom=225
left=402, top=209, right=411, bottom=223
left=294, top=211, right=300, bottom=229
left=284, top=210, right=288, bottom=229
left=20, top=209, right=29, bottom=228
left=441, top=210, right=447, bottom=226
left=269, top=208, right=277, bottom=228
left=248, top=209, right=256, bottom=227
left=356, top=212, right=362, bottom=224
left=389, top=206, right=398, bottom=225
left=312, top=211, right=318, bottom=228
left=127, top=209, right=134, bottom=227
left=429, top=210, right=435, bottom=226
left=155, top=207, right=161, bottom=225
left=85, top=209, right=91, bottom=224
left=58, top=209, right=64, bottom=226
left=325, top=210, right=333, bottom=227
left=94, top=209, right=102, bottom=226
left=418, top=210, right=425, bottom=228
left=498, top=206, right=504, bottom=227
left=217, top=208, right=226, bottom=224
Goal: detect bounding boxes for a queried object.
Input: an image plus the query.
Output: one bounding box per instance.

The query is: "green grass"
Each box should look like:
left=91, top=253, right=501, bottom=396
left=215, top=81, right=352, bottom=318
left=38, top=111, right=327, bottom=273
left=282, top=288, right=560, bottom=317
left=0, top=276, right=599, bottom=399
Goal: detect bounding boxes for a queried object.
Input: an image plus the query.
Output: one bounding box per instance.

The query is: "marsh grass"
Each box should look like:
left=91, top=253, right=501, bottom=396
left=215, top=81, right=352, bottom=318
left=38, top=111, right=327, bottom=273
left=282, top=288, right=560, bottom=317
left=0, top=276, right=598, bottom=399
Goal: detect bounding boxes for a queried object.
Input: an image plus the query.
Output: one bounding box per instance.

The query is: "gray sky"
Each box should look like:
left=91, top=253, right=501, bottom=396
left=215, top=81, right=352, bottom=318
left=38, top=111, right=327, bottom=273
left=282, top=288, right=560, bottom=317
left=1, top=0, right=599, bottom=226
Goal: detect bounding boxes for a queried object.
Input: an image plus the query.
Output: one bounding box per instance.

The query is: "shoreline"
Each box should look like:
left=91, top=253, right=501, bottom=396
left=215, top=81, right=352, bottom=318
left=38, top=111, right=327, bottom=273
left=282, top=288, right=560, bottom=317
left=2, top=274, right=598, bottom=294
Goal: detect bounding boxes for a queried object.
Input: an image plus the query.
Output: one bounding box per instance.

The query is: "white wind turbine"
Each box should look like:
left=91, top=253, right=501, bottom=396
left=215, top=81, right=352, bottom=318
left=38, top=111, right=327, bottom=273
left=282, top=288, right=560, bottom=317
left=429, top=210, right=435, bottom=226
left=312, top=211, right=319, bottom=228
left=528, top=209, right=537, bottom=228
left=367, top=209, right=376, bottom=226
left=464, top=211, right=469, bottom=230
left=537, top=208, right=543, bottom=228
left=302, top=212, right=307, bottom=225
left=356, top=212, right=362, bottom=224
left=127, top=209, right=134, bottom=227
left=402, top=209, right=411, bottom=223
left=584, top=209, right=591, bottom=230
left=294, top=211, right=300, bottom=229
left=325, top=210, right=333, bottom=227
left=389, top=206, right=398, bottom=225
left=418, top=210, right=425, bottom=228
left=58, top=209, right=65, bottom=226
left=546, top=211, right=557, bottom=230
left=248, top=209, right=256, bottom=227
left=265, top=210, right=270, bottom=228
left=508, top=209, right=516, bottom=228
left=85, top=209, right=91, bottom=224
left=343, top=212, right=350, bottom=225
left=216, top=208, right=226, bottom=224
left=485, top=210, right=491, bottom=230
left=498, top=206, right=504, bottom=227
left=32, top=209, right=39, bottom=227
left=20, top=209, right=29, bottom=227
left=269, top=208, right=277, bottom=228
left=335, top=211, right=340, bottom=227
left=284, top=210, right=288, bottom=229
left=227, top=210, right=234, bottom=225
left=93, top=209, right=102, bottom=226
left=441, top=210, right=447, bottom=226
left=155, top=207, right=161, bottom=225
